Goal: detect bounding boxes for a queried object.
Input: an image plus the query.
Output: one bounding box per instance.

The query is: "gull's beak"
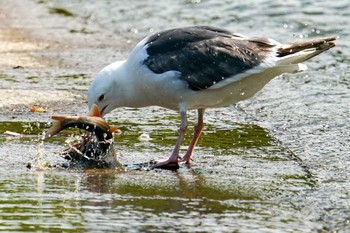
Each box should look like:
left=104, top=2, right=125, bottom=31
left=100, top=105, right=109, bottom=117
left=88, top=104, right=102, bottom=117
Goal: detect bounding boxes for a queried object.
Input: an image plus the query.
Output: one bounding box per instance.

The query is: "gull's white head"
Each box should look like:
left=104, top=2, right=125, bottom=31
left=88, top=61, right=126, bottom=116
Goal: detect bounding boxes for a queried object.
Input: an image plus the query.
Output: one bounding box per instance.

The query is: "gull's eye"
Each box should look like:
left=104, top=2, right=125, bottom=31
left=98, top=94, right=105, bottom=102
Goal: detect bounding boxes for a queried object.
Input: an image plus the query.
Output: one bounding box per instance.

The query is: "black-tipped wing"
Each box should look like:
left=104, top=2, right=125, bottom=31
left=143, top=26, right=274, bottom=90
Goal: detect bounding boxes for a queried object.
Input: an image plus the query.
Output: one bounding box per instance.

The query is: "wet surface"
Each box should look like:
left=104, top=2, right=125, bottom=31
left=0, top=0, right=349, bottom=232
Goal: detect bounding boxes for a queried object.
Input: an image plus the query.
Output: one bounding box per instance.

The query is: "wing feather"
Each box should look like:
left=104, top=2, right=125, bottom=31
left=143, top=26, right=273, bottom=90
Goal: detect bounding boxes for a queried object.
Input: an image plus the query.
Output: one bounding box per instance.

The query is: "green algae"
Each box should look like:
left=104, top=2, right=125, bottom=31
left=49, top=7, right=76, bottom=17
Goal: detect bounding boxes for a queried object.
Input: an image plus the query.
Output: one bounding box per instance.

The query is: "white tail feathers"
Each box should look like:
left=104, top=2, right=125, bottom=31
left=277, top=36, right=336, bottom=65
left=277, top=49, right=320, bottom=66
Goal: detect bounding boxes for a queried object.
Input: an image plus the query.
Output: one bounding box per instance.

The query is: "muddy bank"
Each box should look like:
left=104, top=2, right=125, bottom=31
left=0, top=0, right=130, bottom=121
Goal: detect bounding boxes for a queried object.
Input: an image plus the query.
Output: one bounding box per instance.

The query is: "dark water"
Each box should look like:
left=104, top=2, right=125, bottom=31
left=0, top=0, right=349, bottom=232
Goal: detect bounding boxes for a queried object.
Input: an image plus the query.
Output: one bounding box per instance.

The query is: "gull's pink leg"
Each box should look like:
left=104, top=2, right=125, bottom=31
left=152, top=111, right=187, bottom=169
left=181, top=109, right=205, bottom=164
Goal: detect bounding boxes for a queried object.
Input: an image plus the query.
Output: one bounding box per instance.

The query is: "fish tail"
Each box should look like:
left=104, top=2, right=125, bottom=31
left=110, top=126, right=120, bottom=134
left=45, top=116, right=65, bottom=138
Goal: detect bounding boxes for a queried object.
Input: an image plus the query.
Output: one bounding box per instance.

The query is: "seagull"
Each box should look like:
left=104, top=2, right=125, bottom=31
left=88, top=26, right=336, bottom=169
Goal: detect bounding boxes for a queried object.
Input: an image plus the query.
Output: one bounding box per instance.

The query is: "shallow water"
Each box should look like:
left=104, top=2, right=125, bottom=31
left=0, top=0, right=349, bottom=232
left=0, top=119, right=316, bottom=232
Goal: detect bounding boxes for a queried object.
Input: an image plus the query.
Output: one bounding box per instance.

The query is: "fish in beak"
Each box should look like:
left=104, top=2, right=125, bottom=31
left=45, top=104, right=121, bottom=169
left=46, top=104, right=119, bottom=141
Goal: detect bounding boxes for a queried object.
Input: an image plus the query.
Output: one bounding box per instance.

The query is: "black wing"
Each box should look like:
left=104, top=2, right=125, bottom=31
left=143, top=26, right=274, bottom=90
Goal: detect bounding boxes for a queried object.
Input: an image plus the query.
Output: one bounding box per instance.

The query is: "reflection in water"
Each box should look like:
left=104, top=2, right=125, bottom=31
left=27, top=168, right=257, bottom=232
left=0, top=118, right=314, bottom=231
left=7, top=159, right=311, bottom=232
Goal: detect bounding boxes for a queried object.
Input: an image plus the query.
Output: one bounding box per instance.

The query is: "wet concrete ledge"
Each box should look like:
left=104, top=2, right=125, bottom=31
left=0, top=0, right=349, bottom=232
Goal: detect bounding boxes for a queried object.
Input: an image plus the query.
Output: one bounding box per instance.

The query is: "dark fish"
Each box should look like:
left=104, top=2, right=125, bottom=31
left=46, top=104, right=118, bottom=141
left=46, top=104, right=121, bottom=169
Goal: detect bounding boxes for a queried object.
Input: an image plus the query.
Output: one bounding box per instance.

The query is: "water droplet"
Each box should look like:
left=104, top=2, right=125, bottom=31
left=130, top=27, right=139, bottom=34
left=138, top=133, right=152, bottom=141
